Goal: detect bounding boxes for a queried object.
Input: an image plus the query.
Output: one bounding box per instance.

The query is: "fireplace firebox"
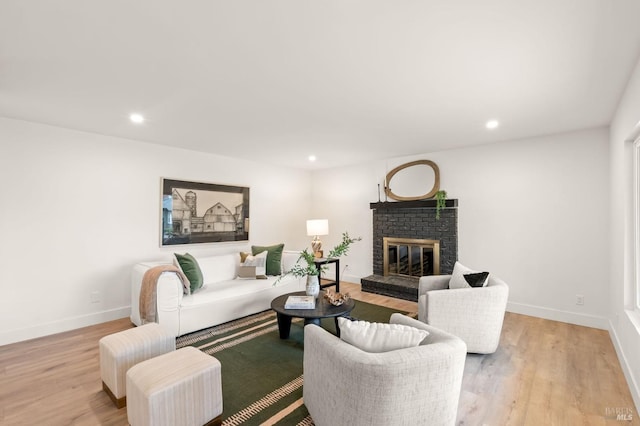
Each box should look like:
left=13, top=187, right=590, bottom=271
left=384, top=237, right=440, bottom=278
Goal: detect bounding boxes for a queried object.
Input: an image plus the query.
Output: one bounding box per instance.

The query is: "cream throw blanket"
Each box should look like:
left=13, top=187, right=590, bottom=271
left=140, top=265, right=188, bottom=324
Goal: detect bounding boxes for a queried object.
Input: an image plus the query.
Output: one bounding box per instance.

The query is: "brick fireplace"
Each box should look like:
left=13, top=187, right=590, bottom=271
left=361, top=199, right=458, bottom=301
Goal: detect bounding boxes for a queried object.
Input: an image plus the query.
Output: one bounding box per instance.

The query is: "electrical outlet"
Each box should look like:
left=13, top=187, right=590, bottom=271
left=90, top=291, right=101, bottom=303
left=576, top=295, right=584, bottom=306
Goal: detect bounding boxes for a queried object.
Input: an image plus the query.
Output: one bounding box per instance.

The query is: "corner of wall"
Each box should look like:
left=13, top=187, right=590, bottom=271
left=609, top=317, right=640, bottom=412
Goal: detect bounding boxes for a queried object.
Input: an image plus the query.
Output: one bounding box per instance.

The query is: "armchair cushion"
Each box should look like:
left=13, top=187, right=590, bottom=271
left=337, top=317, right=428, bottom=353
left=303, top=314, right=467, bottom=426
left=449, top=261, right=489, bottom=289
left=464, top=271, right=490, bottom=287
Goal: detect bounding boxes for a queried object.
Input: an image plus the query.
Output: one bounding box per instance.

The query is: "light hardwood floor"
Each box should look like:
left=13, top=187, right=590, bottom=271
left=0, top=282, right=636, bottom=425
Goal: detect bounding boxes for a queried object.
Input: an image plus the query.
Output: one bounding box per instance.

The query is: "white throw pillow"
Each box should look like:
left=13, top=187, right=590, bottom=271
left=337, top=317, right=428, bottom=353
left=242, top=250, right=267, bottom=276
left=449, top=261, right=489, bottom=289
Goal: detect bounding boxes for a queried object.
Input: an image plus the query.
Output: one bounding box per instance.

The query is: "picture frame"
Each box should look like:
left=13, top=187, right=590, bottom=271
left=161, top=178, right=250, bottom=246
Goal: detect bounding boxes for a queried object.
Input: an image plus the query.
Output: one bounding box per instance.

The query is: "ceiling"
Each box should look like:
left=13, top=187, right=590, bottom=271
left=2, top=1, right=640, bottom=170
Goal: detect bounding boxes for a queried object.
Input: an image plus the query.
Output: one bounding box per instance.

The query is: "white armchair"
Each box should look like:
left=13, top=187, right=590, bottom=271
left=418, top=273, right=509, bottom=354
left=303, top=313, right=467, bottom=426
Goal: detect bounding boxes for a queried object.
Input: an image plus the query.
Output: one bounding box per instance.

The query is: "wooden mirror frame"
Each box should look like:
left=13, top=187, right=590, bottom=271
left=384, top=160, right=440, bottom=201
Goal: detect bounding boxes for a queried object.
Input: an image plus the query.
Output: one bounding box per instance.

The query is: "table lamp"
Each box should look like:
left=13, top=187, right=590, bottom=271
left=306, top=219, right=329, bottom=258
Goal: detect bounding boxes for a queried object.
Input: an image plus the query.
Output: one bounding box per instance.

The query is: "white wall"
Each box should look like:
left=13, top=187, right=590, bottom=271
left=312, top=127, right=610, bottom=329
left=0, top=118, right=311, bottom=345
left=609, top=54, right=640, bottom=409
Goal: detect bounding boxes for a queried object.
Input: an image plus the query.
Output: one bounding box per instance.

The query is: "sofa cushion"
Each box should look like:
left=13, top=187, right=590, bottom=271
left=281, top=251, right=302, bottom=274
left=198, top=254, right=238, bottom=283
left=242, top=251, right=268, bottom=278
left=180, top=276, right=287, bottom=307
left=449, top=261, right=489, bottom=289
left=251, top=244, right=284, bottom=276
left=337, top=317, right=428, bottom=353
left=174, top=253, right=204, bottom=293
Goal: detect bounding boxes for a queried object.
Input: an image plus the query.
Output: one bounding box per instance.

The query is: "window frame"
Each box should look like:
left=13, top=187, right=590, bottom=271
left=634, top=137, right=640, bottom=309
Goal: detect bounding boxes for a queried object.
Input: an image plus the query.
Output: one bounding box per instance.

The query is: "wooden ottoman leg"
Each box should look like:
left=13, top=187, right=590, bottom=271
left=204, top=414, right=222, bottom=426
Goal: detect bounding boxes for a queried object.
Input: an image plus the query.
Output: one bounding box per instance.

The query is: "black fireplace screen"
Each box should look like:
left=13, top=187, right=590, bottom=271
left=383, top=238, right=440, bottom=278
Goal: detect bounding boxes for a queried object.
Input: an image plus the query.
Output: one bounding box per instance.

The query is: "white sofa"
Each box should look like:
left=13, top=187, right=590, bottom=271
left=130, top=250, right=305, bottom=337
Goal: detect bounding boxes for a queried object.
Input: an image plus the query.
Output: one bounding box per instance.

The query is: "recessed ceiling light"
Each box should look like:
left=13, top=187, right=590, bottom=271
left=486, top=120, right=499, bottom=129
left=308, top=155, right=317, bottom=162
left=130, top=113, right=145, bottom=124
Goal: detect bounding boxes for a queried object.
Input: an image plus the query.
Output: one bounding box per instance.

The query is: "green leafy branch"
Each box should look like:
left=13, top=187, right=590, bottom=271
left=435, top=190, right=447, bottom=220
left=286, top=248, right=319, bottom=277
left=274, top=232, right=361, bottom=284
left=326, top=232, right=361, bottom=259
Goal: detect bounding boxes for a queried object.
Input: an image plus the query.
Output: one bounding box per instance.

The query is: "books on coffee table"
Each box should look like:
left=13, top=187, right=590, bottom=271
left=284, top=295, right=316, bottom=309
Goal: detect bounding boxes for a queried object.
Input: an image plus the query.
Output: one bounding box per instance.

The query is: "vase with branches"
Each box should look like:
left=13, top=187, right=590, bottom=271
left=275, top=232, right=361, bottom=297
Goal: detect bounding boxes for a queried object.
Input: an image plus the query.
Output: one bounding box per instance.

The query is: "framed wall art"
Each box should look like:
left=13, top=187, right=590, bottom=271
left=161, top=178, right=250, bottom=246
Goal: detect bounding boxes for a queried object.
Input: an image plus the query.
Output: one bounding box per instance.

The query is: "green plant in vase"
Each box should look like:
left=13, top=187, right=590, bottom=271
left=275, top=232, right=361, bottom=297
left=435, top=190, right=447, bottom=220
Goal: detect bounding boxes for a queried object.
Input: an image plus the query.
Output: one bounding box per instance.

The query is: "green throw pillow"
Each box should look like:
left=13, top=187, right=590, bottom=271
left=251, top=243, right=284, bottom=276
left=174, top=253, right=204, bottom=293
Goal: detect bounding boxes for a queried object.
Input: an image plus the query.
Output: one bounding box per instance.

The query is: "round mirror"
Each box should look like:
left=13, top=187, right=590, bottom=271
left=385, top=160, right=440, bottom=201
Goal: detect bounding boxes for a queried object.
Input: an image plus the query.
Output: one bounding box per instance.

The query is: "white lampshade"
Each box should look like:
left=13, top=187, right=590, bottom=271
left=306, top=219, right=329, bottom=236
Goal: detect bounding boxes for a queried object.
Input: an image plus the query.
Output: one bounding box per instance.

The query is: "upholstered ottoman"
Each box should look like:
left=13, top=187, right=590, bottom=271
left=99, top=323, right=175, bottom=408
left=126, top=346, right=223, bottom=426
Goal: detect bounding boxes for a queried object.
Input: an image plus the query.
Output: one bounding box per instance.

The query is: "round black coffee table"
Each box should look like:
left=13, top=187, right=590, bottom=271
left=270, top=291, right=356, bottom=339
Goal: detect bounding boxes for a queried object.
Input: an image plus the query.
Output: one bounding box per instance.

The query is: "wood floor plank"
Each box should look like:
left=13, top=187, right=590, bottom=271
left=0, top=282, right=636, bottom=425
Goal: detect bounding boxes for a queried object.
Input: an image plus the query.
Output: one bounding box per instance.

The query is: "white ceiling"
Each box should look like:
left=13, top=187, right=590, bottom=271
left=2, top=1, right=640, bottom=170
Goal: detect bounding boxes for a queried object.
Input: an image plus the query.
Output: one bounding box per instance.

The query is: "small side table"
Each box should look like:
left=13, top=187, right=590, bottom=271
left=314, top=257, right=340, bottom=292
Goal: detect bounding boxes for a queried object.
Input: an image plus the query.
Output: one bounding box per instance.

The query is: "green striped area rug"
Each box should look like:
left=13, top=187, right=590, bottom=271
left=176, top=301, right=409, bottom=426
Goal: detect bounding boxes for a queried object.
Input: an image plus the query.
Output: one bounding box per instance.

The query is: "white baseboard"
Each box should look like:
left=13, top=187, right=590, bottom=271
left=0, top=306, right=131, bottom=346
left=342, top=273, right=360, bottom=286
left=506, top=301, right=609, bottom=329
left=609, top=320, right=640, bottom=412
left=347, top=278, right=610, bottom=330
